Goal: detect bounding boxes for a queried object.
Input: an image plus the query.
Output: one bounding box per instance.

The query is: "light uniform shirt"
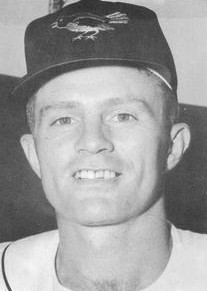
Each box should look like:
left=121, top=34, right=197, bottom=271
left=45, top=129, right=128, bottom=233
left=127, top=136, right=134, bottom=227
left=0, top=225, right=207, bottom=291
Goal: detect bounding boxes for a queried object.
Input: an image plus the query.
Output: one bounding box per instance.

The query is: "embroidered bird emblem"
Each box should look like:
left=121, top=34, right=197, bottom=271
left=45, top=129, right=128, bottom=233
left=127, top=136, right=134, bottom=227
left=51, top=12, right=129, bottom=41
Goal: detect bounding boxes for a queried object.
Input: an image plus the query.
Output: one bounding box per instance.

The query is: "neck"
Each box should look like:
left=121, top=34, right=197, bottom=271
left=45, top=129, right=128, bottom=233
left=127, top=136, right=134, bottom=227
left=56, top=198, right=172, bottom=291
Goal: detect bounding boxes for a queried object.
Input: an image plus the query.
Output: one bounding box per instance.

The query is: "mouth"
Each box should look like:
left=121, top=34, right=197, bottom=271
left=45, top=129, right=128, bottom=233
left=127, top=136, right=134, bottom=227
left=73, top=170, right=121, bottom=180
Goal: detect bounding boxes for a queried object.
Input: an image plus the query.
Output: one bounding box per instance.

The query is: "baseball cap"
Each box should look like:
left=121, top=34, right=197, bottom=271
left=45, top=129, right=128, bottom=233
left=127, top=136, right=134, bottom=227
left=13, top=0, right=177, bottom=100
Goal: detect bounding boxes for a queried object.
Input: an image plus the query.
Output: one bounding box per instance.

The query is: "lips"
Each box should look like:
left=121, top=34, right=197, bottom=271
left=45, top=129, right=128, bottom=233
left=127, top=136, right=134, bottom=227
left=73, top=170, right=120, bottom=180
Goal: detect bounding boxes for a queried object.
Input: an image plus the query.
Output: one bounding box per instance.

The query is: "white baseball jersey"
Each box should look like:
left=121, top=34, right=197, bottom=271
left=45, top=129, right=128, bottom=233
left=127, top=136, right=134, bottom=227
left=0, top=225, right=207, bottom=291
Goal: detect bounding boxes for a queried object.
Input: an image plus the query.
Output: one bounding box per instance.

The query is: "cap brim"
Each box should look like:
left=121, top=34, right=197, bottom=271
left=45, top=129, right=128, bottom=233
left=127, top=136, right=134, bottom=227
left=12, top=58, right=172, bottom=102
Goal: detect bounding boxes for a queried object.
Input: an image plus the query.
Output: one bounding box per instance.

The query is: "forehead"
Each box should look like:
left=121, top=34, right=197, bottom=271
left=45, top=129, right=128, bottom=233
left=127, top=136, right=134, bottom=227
left=35, top=66, right=164, bottom=112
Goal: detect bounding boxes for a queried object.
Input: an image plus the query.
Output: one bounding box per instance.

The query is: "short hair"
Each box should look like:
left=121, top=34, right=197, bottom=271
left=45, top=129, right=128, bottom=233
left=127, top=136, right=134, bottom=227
left=25, top=68, right=179, bottom=133
left=157, top=78, right=179, bottom=130
left=26, top=95, right=36, bottom=133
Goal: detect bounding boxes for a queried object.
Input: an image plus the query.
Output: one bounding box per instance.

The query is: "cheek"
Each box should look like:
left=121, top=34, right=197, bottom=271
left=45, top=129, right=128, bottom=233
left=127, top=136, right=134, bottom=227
left=37, top=131, right=75, bottom=160
left=114, top=127, right=163, bottom=162
left=35, top=137, right=77, bottom=211
left=121, top=136, right=167, bottom=211
left=115, top=128, right=168, bottom=187
left=35, top=134, right=76, bottom=186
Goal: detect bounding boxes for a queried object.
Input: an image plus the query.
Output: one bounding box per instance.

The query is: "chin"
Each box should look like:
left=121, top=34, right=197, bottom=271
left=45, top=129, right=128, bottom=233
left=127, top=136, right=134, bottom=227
left=71, top=199, right=125, bottom=227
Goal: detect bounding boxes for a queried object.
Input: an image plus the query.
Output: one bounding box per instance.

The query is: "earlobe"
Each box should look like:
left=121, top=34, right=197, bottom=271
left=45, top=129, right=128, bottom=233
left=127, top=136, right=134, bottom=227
left=167, top=123, right=191, bottom=171
left=20, top=134, right=41, bottom=178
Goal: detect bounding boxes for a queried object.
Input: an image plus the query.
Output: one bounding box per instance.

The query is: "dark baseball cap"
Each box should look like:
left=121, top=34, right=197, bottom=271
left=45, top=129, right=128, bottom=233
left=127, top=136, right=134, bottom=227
left=13, top=0, right=177, bottom=100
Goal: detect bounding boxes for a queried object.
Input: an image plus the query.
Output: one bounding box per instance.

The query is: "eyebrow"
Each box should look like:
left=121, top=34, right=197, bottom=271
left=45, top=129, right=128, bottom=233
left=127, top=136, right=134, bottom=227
left=40, top=101, right=80, bottom=116
left=105, top=97, right=155, bottom=117
left=39, top=97, right=155, bottom=120
left=105, top=97, right=145, bottom=106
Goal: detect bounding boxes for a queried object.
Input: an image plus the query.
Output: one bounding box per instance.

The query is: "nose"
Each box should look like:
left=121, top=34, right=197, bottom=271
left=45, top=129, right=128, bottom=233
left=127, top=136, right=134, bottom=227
left=75, top=121, right=114, bottom=154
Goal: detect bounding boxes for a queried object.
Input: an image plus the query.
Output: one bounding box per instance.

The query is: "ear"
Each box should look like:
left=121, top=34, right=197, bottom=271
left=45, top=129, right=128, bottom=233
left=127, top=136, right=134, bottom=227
left=167, top=123, right=191, bottom=171
left=20, top=134, right=41, bottom=178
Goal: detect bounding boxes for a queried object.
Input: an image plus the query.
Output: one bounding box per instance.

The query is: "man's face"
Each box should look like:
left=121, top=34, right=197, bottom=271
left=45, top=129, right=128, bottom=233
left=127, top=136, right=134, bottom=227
left=22, top=66, right=172, bottom=226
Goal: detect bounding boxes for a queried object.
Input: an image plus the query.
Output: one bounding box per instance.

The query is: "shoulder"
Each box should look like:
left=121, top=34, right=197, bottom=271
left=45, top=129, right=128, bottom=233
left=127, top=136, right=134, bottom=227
left=0, top=230, right=58, bottom=264
left=150, top=226, right=207, bottom=291
left=4, top=229, right=59, bottom=267
left=0, top=242, right=10, bottom=254
left=8, top=229, right=58, bottom=254
left=0, top=242, right=11, bottom=290
left=171, top=225, right=207, bottom=285
left=173, top=225, right=207, bottom=252
left=0, top=230, right=58, bottom=291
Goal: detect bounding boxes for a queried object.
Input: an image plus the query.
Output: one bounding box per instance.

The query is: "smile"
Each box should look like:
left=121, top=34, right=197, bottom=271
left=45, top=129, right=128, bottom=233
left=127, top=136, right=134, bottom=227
left=74, top=170, right=120, bottom=180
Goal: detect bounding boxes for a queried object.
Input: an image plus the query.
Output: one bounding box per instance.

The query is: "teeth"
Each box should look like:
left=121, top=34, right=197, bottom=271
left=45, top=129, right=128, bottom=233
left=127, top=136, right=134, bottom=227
left=87, top=171, right=95, bottom=179
left=104, top=170, right=112, bottom=180
left=95, top=170, right=103, bottom=179
left=74, top=170, right=118, bottom=180
left=81, top=170, right=87, bottom=179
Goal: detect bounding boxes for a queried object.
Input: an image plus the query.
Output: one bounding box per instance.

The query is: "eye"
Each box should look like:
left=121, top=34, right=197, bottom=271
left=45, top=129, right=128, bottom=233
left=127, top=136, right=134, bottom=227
left=51, top=117, right=76, bottom=126
left=112, top=113, right=137, bottom=122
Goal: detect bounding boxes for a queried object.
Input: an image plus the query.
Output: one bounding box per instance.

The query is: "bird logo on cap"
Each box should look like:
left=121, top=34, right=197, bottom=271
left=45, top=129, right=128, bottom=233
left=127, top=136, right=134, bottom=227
left=51, top=12, right=129, bottom=41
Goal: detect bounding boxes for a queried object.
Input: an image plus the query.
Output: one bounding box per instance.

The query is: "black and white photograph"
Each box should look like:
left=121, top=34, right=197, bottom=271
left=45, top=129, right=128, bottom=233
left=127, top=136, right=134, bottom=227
left=0, top=0, right=207, bottom=290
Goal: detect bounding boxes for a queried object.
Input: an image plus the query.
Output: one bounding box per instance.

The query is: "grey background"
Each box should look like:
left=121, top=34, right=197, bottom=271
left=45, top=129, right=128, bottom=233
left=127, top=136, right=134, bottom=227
left=0, top=1, right=207, bottom=242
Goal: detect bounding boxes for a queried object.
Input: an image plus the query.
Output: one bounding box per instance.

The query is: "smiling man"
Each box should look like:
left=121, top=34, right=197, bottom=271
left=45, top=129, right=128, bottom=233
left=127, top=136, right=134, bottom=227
left=0, top=0, right=207, bottom=290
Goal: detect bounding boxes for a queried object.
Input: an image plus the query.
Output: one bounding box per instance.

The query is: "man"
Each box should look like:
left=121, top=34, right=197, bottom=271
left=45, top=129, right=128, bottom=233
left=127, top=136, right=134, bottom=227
left=0, top=0, right=206, bottom=290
